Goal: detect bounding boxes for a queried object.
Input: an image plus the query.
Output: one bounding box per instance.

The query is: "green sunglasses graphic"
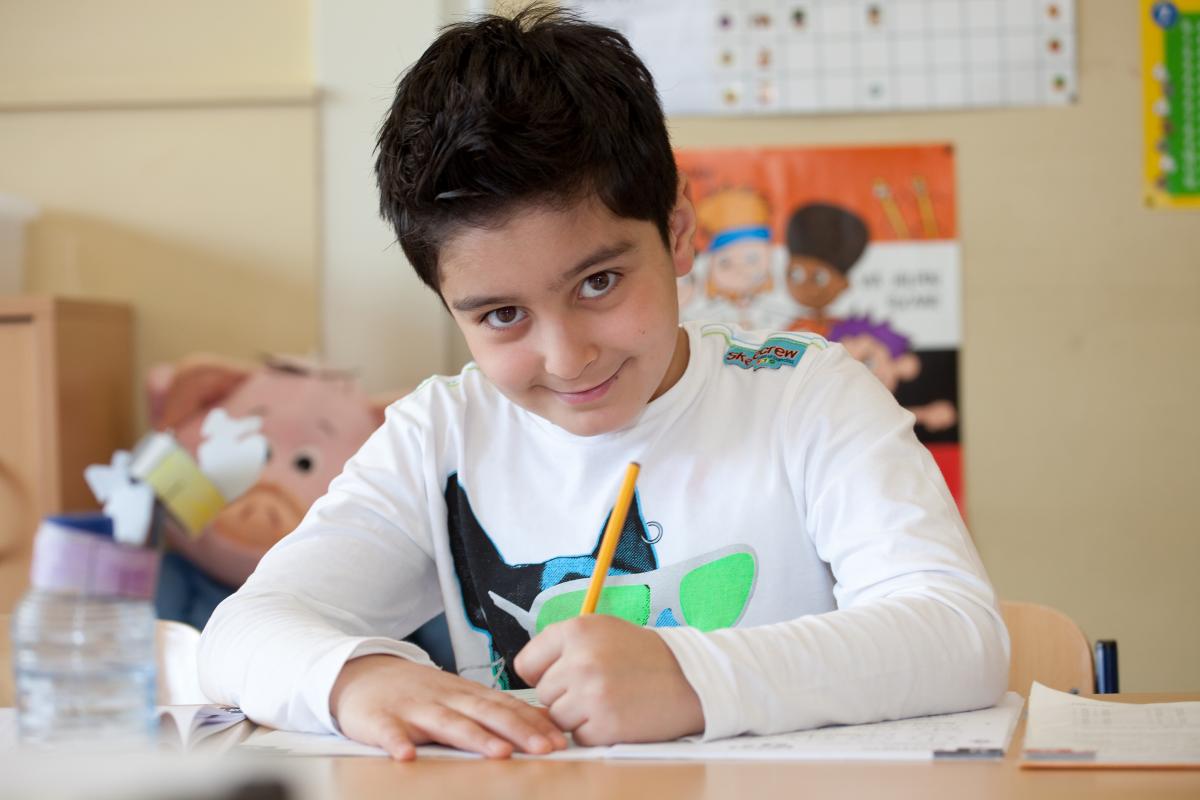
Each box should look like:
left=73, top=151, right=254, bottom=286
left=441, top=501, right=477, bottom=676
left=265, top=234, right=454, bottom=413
left=488, top=544, right=758, bottom=636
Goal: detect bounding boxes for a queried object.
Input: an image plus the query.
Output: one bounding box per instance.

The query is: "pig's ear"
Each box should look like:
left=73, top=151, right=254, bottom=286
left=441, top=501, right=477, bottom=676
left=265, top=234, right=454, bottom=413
left=147, top=355, right=255, bottom=430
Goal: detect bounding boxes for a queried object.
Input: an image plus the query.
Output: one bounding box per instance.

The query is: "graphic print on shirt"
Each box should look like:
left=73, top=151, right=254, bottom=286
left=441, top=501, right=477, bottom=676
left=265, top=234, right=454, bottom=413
left=702, top=323, right=824, bottom=372
left=444, top=473, right=758, bottom=689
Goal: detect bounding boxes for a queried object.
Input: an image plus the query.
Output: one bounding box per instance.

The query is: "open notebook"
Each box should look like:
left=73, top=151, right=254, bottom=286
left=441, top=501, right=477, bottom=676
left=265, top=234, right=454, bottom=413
left=237, top=691, right=1025, bottom=762
left=157, top=705, right=253, bottom=753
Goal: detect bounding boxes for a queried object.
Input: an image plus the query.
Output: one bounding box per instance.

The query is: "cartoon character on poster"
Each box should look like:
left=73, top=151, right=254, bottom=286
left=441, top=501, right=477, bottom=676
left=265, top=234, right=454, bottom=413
left=783, top=203, right=869, bottom=337
left=690, top=188, right=777, bottom=329
left=830, top=316, right=958, bottom=433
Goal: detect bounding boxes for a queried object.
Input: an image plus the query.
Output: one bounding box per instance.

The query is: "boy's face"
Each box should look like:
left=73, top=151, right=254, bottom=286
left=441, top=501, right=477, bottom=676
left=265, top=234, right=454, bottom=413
left=439, top=187, right=696, bottom=437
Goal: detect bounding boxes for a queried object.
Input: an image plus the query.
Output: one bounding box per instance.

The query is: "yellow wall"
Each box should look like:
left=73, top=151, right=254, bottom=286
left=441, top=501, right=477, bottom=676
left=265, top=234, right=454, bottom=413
left=673, top=2, right=1200, bottom=692
left=0, top=0, right=319, bottom=426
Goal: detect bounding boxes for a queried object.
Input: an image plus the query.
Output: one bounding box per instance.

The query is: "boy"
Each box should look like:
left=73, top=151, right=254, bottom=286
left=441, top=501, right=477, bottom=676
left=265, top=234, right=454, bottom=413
left=198, top=7, right=1008, bottom=760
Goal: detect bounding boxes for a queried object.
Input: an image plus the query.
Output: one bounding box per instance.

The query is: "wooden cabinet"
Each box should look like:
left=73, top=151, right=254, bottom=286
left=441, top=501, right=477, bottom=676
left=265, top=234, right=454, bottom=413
left=0, top=296, right=134, bottom=611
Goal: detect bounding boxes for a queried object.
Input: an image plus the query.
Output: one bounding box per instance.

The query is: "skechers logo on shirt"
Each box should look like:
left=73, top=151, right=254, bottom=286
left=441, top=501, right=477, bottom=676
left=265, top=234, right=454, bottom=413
left=723, top=337, right=808, bottom=370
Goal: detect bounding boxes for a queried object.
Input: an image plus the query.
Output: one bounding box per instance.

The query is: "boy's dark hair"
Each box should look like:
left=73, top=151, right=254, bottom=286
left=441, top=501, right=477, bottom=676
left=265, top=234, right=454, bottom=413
left=375, top=5, right=678, bottom=294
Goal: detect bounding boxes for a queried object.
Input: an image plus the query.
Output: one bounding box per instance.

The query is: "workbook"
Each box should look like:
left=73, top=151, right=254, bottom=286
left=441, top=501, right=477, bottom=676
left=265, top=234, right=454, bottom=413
left=1021, top=682, right=1200, bottom=768
left=238, top=692, right=1024, bottom=762
left=157, top=704, right=252, bottom=753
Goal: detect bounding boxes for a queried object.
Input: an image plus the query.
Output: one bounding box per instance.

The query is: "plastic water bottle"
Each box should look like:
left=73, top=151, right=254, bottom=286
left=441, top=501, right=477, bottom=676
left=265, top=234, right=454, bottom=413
left=10, top=513, right=160, bottom=748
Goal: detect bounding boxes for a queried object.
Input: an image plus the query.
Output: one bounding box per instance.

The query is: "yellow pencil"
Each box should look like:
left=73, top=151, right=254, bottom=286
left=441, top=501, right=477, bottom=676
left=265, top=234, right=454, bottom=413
left=873, top=178, right=910, bottom=238
left=912, top=175, right=940, bottom=237
left=580, top=461, right=641, bottom=616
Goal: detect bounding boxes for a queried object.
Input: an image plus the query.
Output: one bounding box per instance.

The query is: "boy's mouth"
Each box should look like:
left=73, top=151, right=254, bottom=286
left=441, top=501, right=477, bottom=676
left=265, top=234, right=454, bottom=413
left=552, top=361, right=626, bottom=405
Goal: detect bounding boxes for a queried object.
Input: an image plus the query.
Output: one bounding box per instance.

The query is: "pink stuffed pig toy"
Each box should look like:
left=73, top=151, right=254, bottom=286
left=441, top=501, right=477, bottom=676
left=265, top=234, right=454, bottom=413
left=146, top=355, right=391, bottom=628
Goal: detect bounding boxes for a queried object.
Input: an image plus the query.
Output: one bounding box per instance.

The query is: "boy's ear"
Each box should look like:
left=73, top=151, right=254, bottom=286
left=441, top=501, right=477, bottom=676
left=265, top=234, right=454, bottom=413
left=670, top=174, right=698, bottom=279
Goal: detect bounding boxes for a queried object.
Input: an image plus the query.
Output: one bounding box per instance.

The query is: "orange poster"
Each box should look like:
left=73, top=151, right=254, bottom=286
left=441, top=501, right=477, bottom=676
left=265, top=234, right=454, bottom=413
left=676, top=144, right=964, bottom=509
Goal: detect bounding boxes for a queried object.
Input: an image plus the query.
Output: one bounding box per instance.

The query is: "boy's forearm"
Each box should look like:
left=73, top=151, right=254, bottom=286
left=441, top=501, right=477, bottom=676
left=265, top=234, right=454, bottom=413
left=657, top=588, right=1009, bottom=740
left=199, top=588, right=436, bottom=734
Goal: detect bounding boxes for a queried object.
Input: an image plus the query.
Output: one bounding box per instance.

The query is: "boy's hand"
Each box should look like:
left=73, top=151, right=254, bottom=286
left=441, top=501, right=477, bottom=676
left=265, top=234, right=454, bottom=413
left=513, top=615, right=705, bottom=746
left=329, top=654, right=568, bottom=760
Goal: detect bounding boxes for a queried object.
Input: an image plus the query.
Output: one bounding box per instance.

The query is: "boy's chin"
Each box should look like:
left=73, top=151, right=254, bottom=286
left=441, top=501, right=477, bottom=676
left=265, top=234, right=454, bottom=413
left=542, top=406, right=638, bottom=437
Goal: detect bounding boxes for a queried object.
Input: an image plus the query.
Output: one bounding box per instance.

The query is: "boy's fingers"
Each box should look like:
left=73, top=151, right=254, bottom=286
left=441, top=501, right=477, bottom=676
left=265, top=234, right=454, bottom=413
left=513, top=624, right=566, bottom=686
left=409, top=705, right=514, bottom=759
left=491, top=693, right=569, bottom=748
left=530, top=657, right=571, bottom=711
left=546, top=692, right=588, bottom=735
left=445, top=694, right=559, bottom=754
left=374, top=717, right=417, bottom=761
left=570, top=719, right=609, bottom=748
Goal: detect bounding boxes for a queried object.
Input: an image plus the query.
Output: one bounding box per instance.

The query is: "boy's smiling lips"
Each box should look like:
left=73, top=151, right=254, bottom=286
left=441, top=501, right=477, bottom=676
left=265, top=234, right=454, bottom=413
left=547, top=360, right=628, bottom=405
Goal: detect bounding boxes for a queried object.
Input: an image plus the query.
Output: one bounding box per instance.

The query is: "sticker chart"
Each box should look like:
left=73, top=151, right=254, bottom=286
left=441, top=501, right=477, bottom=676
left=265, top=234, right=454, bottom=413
left=1141, top=0, right=1200, bottom=208
left=567, top=0, right=1078, bottom=115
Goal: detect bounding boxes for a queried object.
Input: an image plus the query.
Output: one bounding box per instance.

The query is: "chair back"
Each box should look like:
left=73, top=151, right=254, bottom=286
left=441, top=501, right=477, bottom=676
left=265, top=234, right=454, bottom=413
left=1000, top=600, right=1094, bottom=696
left=0, top=613, right=208, bottom=706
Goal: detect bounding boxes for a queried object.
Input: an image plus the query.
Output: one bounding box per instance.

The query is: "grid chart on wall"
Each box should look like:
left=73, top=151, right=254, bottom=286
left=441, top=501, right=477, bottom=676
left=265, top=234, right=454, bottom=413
left=567, top=0, right=1078, bottom=115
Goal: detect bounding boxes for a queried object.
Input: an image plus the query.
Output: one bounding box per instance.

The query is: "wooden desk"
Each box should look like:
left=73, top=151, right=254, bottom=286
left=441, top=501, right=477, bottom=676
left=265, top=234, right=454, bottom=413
left=2, top=696, right=1196, bottom=798
left=322, top=694, right=1200, bottom=800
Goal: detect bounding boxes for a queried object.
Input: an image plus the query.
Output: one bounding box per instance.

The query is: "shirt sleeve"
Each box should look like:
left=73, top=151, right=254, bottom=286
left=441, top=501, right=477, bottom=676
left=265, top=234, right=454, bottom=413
left=197, top=400, right=446, bottom=734
left=656, top=345, right=1010, bottom=740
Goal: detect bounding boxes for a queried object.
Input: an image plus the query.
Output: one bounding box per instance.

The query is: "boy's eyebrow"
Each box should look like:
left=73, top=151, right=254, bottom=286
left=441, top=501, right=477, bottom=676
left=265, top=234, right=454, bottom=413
left=450, top=240, right=635, bottom=312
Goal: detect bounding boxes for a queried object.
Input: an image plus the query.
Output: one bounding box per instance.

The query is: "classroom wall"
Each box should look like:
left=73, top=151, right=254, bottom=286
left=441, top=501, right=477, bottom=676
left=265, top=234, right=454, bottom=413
left=666, top=1, right=1200, bottom=692
left=0, top=0, right=320, bottom=425
left=314, top=0, right=451, bottom=394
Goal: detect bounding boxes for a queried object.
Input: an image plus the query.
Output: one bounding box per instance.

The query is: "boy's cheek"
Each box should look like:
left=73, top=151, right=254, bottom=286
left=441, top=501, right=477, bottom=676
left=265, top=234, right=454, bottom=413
left=482, top=362, right=537, bottom=400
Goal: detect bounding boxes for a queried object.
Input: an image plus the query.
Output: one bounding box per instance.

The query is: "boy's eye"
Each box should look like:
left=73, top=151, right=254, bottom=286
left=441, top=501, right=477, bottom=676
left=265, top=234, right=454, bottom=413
left=580, top=271, right=619, bottom=299
left=483, top=306, right=526, bottom=329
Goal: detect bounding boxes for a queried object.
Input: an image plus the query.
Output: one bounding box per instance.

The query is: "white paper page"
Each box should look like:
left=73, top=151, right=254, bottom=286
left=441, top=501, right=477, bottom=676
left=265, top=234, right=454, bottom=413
left=240, top=728, right=395, bottom=757
left=239, top=727, right=611, bottom=761
left=608, top=693, right=1025, bottom=762
left=505, top=688, right=543, bottom=707
left=1023, top=682, right=1200, bottom=765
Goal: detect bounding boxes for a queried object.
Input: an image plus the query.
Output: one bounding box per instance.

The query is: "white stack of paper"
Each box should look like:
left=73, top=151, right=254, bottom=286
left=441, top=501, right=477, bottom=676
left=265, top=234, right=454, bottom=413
left=1022, top=682, right=1200, bottom=768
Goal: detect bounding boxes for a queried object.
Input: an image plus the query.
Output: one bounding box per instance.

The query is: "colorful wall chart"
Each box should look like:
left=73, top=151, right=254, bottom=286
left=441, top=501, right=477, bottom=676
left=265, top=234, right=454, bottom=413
left=676, top=145, right=965, bottom=508
left=1143, top=0, right=1200, bottom=208
left=568, top=0, right=1077, bottom=115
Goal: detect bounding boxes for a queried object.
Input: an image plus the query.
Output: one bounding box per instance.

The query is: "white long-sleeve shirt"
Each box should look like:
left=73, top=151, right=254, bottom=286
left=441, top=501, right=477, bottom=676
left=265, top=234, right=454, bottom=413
left=198, top=321, right=1009, bottom=740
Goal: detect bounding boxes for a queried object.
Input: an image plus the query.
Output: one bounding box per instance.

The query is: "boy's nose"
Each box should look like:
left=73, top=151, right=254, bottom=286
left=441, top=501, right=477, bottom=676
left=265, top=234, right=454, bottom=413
left=542, top=324, right=599, bottom=382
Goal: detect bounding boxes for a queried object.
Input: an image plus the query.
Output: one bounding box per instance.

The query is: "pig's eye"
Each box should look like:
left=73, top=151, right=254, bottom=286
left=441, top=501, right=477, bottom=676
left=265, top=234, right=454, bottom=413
left=292, top=449, right=319, bottom=475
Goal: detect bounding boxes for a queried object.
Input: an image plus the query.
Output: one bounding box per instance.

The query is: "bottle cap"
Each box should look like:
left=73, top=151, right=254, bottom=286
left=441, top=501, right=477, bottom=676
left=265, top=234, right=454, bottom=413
left=29, top=513, right=160, bottom=599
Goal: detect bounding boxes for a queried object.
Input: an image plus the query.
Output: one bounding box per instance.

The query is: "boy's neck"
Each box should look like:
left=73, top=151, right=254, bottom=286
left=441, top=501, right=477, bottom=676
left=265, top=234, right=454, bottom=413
left=650, top=326, right=690, bottom=402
